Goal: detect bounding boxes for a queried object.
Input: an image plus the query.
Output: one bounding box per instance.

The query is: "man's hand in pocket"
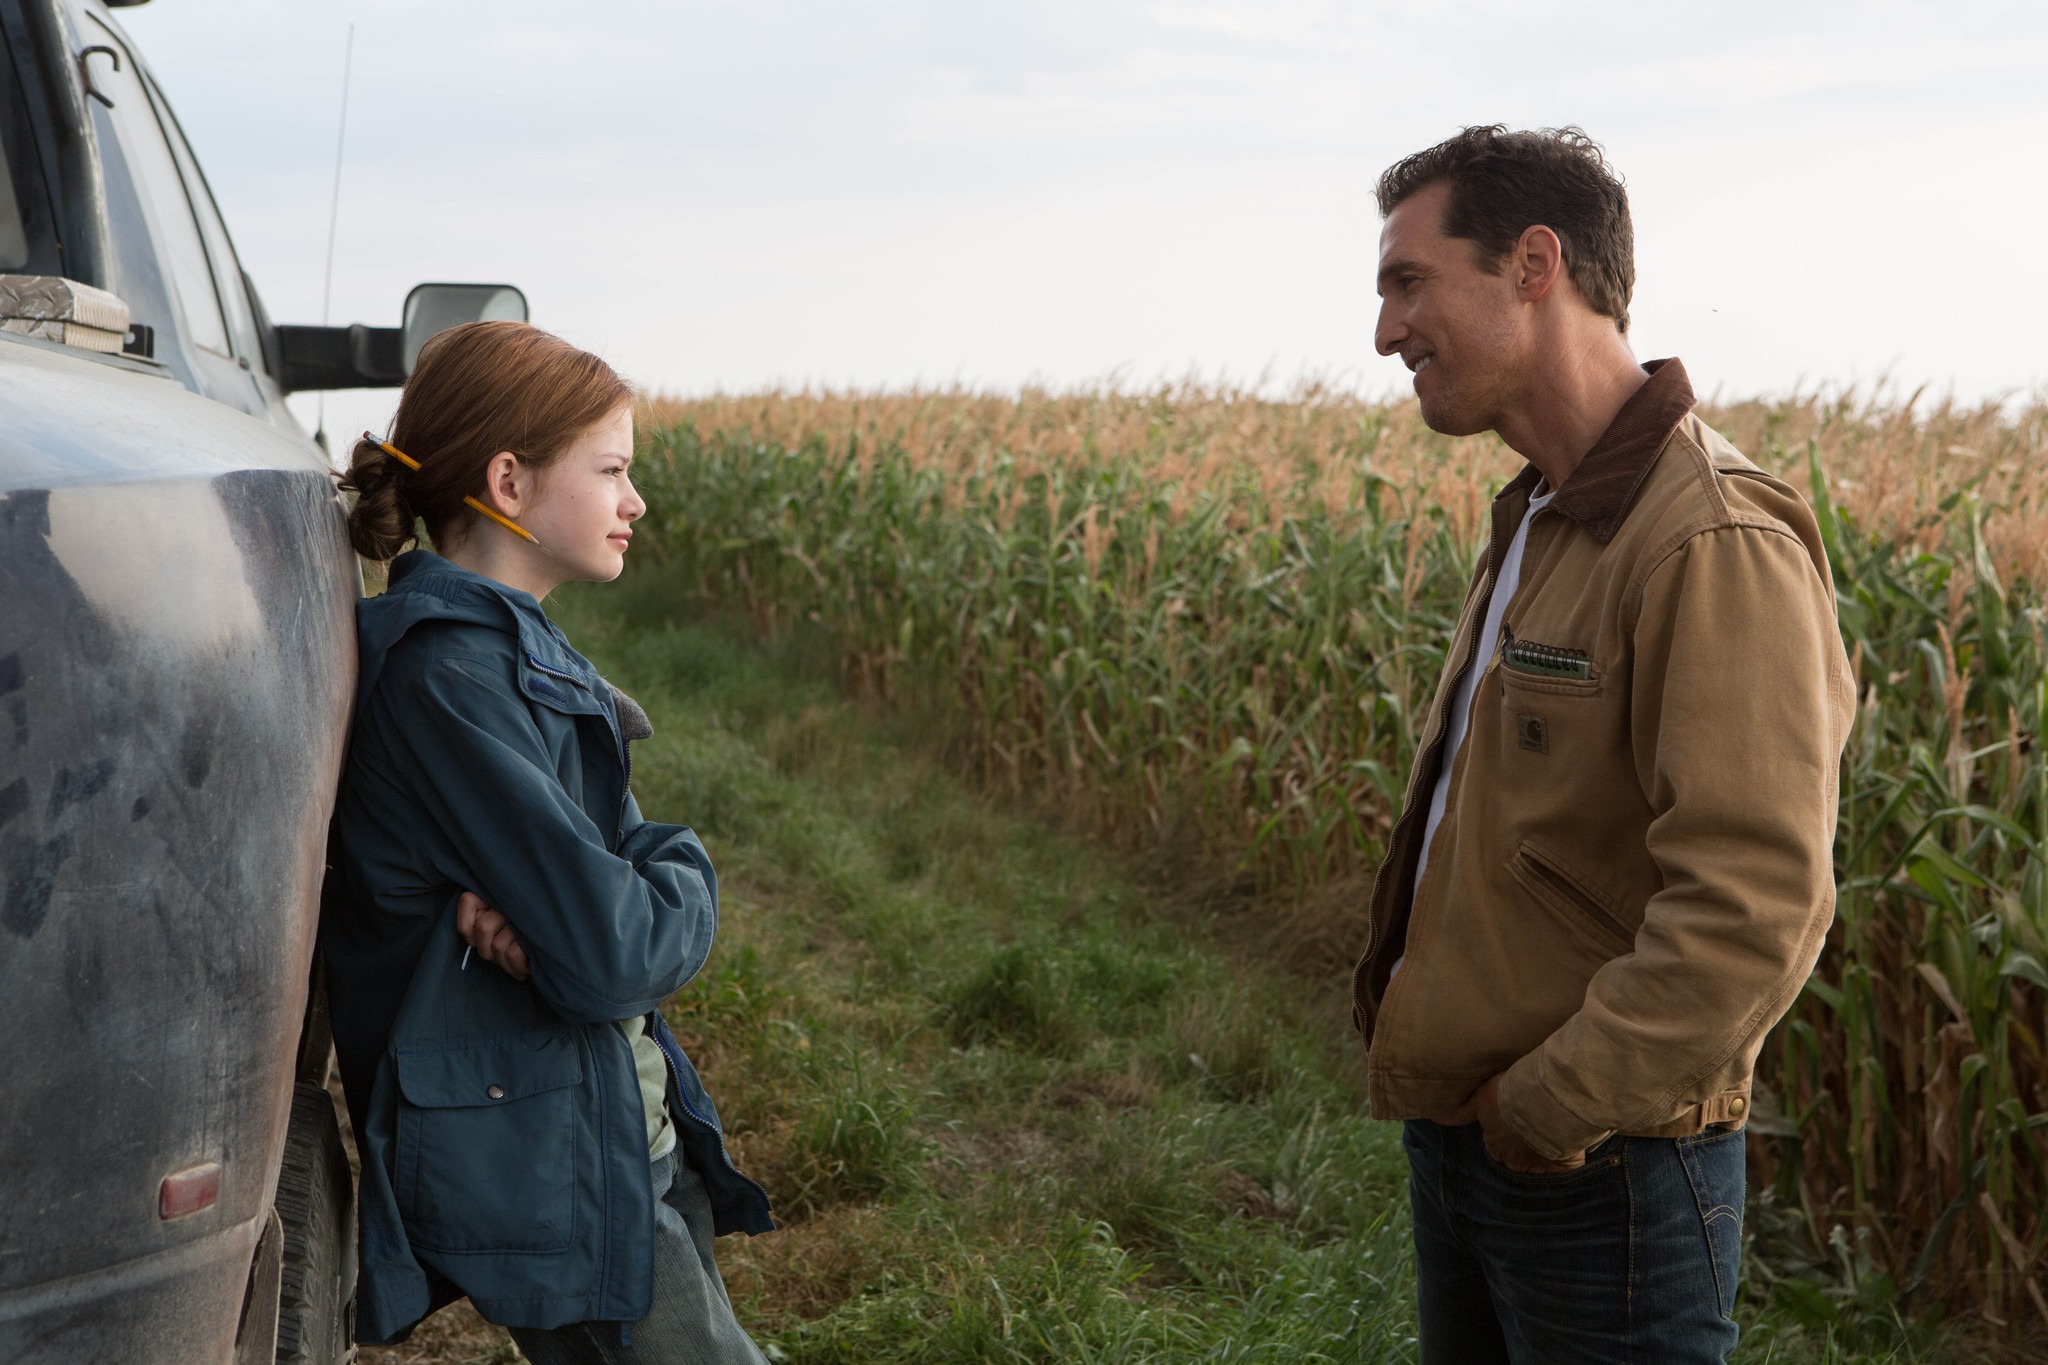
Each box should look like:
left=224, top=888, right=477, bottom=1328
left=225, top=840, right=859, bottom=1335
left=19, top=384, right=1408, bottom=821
left=1432, top=1073, right=1586, bottom=1174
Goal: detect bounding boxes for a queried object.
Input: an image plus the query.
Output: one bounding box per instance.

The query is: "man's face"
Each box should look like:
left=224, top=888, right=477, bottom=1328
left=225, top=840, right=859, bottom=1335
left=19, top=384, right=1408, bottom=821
left=1374, top=182, right=1527, bottom=436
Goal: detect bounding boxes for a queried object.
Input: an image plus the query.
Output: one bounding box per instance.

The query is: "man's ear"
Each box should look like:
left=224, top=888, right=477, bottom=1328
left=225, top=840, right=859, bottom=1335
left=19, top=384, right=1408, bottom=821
left=1515, top=224, right=1564, bottom=304
left=481, top=451, right=527, bottom=515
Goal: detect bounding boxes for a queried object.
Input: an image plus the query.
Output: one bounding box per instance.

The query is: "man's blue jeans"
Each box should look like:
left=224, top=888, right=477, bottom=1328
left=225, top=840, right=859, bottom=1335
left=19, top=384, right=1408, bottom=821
left=1404, top=1118, right=1744, bottom=1364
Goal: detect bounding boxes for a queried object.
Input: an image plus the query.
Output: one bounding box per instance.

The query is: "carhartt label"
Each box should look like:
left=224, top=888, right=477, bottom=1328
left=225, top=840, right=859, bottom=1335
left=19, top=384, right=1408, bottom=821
left=1517, top=714, right=1548, bottom=752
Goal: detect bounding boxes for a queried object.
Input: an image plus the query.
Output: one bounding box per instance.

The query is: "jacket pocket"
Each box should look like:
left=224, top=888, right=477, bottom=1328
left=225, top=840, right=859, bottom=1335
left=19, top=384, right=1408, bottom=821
left=1507, top=842, right=1636, bottom=954
left=1496, top=628, right=1602, bottom=697
left=394, top=1028, right=584, bottom=1254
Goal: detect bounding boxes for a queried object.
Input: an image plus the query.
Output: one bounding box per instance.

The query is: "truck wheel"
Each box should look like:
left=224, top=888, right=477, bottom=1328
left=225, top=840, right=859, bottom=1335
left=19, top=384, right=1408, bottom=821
left=274, top=1081, right=357, bottom=1364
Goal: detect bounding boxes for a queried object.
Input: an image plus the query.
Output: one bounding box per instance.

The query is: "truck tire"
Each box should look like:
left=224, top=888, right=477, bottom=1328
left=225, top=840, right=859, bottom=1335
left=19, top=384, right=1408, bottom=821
left=274, top=1082, right=357, bottom=1364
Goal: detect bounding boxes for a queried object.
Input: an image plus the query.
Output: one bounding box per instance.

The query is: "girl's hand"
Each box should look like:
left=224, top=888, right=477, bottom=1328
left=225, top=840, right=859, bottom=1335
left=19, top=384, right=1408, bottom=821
left=455, top=890, right=531, bottom=981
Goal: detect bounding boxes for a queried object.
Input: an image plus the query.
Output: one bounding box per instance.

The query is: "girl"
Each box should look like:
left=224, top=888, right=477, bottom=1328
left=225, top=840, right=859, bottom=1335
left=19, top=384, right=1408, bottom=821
left=324, top=321, right=773, bottom=1362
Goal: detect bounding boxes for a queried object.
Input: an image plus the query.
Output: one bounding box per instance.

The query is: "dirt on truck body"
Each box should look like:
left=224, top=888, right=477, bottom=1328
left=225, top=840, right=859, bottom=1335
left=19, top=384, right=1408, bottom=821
left=0, top=2, right=522, bottom=1359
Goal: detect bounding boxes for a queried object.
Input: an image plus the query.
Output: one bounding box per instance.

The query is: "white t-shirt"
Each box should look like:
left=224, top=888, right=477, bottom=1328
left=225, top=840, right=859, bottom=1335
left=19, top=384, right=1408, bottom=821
left=1393, top=482, right=1554, bottom=975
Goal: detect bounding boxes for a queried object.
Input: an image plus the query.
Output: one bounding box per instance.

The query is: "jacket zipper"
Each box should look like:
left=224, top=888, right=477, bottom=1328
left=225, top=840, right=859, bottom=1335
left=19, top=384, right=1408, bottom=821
left=618, top=733, right=632, bottom=841
left=525, top=651, right=590, bottom=687
left=1353, top=491, right=1524, bottom=1011
left=521, top=638, right=631, bottom=1312
left=653, top=1019, right=772, bottom=1205
left=1352, top=575, right=1489, bottom=994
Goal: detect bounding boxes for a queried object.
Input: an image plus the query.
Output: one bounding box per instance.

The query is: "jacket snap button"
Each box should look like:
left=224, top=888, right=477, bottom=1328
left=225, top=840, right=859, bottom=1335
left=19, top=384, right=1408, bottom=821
left=487, top=1084, right=506, bottom=1100
left=1729, top=1096, right=1746, bottom=1115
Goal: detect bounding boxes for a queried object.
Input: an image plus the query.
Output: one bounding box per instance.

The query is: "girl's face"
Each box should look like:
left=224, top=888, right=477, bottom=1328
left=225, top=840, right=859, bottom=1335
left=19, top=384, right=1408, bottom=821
left=522, top=404, right=644, bottom=585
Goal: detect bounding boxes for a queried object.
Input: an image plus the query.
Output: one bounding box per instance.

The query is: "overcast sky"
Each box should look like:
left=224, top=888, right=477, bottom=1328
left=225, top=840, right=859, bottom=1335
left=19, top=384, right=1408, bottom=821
left=117, top=0, right=2048, bottom=442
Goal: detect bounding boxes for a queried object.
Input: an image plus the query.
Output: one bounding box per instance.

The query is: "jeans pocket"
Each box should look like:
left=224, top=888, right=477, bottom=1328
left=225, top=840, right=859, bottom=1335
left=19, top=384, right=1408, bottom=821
left=1677, top=1126, right=1745, bottom=1319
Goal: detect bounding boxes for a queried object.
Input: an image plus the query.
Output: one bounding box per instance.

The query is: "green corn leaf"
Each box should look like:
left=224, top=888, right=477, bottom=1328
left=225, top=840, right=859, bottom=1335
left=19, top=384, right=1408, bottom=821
left=1998, top=953, right=2048, bottom=993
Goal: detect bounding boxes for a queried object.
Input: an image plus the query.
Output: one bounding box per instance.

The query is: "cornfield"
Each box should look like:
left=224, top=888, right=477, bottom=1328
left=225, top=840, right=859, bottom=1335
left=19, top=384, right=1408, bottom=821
left=629, top=381, right=2048, bottom=1338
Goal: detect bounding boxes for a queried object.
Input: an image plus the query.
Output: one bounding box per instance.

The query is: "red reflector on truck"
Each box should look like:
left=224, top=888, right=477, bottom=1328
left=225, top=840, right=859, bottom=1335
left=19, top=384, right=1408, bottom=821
left=159, top=1162, right=222, bottom=1219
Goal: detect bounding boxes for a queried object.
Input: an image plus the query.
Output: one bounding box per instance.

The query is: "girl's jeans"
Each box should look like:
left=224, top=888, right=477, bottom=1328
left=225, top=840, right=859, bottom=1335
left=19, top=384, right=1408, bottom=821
left=510, top=1152, right=770, bottom=1365
left=1404, top=1118, right=1745, bottom=1364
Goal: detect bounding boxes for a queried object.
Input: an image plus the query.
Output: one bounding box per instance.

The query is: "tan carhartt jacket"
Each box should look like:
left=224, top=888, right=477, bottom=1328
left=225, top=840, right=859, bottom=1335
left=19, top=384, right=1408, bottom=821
left=1352, top=359, right=1855, bottom=1161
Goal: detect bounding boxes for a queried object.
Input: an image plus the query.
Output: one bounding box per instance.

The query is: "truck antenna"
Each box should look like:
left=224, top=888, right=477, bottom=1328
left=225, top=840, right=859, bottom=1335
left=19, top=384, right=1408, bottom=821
left=314, top=23, right=355, bottom=459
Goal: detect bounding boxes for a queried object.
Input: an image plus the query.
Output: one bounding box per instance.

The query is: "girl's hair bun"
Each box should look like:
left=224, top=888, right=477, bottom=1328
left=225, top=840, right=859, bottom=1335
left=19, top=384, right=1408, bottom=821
left=339, top=434, right=420, bottom=563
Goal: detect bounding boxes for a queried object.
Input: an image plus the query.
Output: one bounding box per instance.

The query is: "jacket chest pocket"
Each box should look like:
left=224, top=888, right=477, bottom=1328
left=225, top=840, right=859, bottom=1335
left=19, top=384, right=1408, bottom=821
left=1493, top=628, right=1611, bottom=767
left=394, top=1029, right=585, bottom=1254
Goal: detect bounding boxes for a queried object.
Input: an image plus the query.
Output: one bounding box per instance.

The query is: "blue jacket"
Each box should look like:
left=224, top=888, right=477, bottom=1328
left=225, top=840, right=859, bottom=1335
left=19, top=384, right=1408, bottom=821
left=322, top=551, right=772, bottom=1345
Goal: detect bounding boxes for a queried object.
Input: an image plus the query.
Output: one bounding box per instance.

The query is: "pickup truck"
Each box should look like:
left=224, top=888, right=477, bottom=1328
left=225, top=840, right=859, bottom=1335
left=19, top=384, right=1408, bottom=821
left=0, top=2, right=524, bottom=1359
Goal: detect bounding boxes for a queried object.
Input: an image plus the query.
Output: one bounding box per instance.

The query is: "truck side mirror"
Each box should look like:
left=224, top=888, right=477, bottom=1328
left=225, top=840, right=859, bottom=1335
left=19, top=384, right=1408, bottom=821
left=401, top=284, right=528, bottom=374
left=273, top=282, right=529, bottom=393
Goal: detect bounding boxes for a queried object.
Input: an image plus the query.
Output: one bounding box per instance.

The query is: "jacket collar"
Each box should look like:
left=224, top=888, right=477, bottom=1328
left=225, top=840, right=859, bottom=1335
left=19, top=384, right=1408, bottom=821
left=1499, top=357, right=1696, bottom=543
left=368, top=551, right=601, bottom=709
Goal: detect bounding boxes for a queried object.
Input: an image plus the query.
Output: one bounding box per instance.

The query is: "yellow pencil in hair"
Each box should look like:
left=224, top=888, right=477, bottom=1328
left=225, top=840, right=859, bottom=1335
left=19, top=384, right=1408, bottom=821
left=369, top=433, right=544, bottom=547
left=460, top=496, right=543, bottom=546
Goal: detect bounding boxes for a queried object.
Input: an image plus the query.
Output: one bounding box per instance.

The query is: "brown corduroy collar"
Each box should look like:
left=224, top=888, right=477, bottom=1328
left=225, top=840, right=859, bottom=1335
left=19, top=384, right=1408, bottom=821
left=1500, top=357, right=1697, bottom=543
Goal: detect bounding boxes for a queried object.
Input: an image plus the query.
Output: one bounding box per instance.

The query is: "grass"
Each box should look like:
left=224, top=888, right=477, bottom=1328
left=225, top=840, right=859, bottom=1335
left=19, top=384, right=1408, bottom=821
left=583, top=588, right=1419, bottom=1361
left=617, top=381, right=2048, bottom=1348
left=364, top=570, right=1979, bottom=1362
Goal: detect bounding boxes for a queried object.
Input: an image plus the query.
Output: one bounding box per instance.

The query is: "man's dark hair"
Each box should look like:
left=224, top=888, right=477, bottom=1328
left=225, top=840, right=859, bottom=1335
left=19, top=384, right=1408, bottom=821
left=1376, top=125, right=1634, bottom=332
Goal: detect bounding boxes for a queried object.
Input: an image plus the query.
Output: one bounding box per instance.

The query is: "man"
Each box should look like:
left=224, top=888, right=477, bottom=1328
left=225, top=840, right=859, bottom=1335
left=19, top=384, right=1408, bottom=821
left=1352, top=125, right=1854, bottom=1363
